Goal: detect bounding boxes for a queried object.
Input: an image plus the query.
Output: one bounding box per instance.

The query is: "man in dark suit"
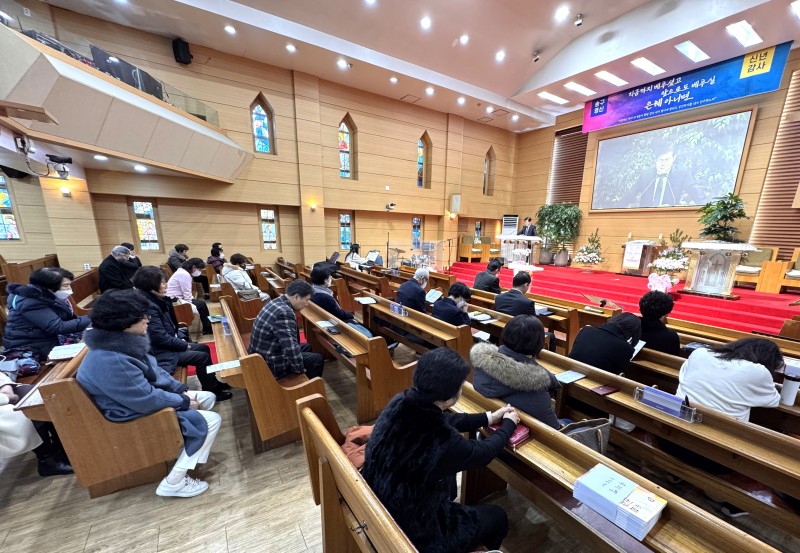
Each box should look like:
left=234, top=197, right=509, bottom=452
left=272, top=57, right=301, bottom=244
left=98, top=245, right=134, bottom=293
left=638, top=291, right=681, bottom=356
left=431, top=282, right=471, bottom=327
left=518, top=217, right=537, bottom=236
left=396, top=268, right=429, bottom=313
left=473, top=259, right=503, bottom=294
left=494, top=271, right=535, bottom=316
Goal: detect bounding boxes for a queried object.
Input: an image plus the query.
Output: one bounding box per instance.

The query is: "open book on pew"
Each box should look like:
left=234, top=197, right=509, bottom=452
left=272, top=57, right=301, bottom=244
left=425, top=289, right=443, bottom=303
left=535, top=306, right=554, bottom=316
left=354, top=296, right=377, bottom=305
left=630, top=339, right=646, bottom=360
left=48, top=343, right=86, bottom=361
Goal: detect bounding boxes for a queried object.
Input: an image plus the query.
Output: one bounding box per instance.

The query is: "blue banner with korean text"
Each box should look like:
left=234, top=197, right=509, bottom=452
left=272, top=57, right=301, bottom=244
left=583, top=42, right=791, bottom=133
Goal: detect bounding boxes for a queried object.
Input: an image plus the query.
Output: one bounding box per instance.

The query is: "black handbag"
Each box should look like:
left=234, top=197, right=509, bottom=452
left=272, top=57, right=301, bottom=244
left=559, top=418, right=611, bottom=455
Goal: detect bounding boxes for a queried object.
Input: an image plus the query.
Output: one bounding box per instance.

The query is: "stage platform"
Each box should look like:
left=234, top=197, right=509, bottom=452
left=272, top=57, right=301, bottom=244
left=448, top=261, right=800, bottom=335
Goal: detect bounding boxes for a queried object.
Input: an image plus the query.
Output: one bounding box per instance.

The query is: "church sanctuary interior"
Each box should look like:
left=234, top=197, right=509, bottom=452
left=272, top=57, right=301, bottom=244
left=4, top=0, right=800, bottom=551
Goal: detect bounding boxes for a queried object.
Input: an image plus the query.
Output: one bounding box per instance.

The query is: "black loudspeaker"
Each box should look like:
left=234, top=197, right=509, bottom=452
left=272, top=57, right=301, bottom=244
left=172, top=38, right=192, bottom=65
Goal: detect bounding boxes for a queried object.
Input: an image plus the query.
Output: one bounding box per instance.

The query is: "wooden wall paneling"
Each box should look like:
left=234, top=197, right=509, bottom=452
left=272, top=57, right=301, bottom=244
left=0, top=177, right=56, bottom=262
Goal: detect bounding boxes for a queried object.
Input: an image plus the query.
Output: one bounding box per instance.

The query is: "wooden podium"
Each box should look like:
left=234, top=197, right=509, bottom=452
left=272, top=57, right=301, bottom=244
left=680, top=241, right=757, bottom=300
left=620, top=241, right=661, bottom=276
left=496, top=235, right=542, bottom=266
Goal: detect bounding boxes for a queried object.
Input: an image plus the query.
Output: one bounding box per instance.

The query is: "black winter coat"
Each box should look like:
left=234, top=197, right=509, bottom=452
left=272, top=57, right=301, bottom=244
left=138, top=290, right=189, bottom=374
left=362, top=390, right=514, bottom=553
left=569, top=324, right=635, bottom=373
left=493, top=289, right=535, bottom=317
left=473, top=270, right=501, bottom=294
left=98, top=254, right=134, bottom=292
left=3, top=283, right=91, bottom=359
left=397, top=279, right=427, bottom=313
left=310, top=286, right=353, bottom=321
left=431, top=297, right=469, bottom=327
left=640, top=317, right=681, bottom=356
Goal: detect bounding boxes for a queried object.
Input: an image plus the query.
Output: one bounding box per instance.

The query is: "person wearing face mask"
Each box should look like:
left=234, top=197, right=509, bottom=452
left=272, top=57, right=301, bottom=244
left=3, top=268, right=91, bottom=360
left=207, top=246, right=225, bottom=275
left=165, top=258, right=213, bottom=334
left=431, top=282, right=471, bottom=327
left=221, top=254, right=269, bottom=301
left=309, top=267, right=373, bottom=338
left=98, top=245, right=135, bottom=293
left=211, top=242, right=226, bottom=262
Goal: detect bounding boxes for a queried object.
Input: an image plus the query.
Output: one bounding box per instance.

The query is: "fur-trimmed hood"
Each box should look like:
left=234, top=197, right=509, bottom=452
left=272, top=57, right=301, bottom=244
left=84, top=328, right=151, bottom=360
left=470, top=342, right=552, bottom=393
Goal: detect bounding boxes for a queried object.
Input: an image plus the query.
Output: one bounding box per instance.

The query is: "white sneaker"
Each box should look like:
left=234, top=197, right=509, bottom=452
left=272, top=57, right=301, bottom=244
left=156, top=476, right=209, bottom=498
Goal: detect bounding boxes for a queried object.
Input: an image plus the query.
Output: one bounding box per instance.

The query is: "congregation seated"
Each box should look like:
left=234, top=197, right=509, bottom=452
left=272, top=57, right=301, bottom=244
left=639, top=291, right=681, bottom=356
left=397, top=268, right=429, bottom=313
left=165, top=258, right=213, bottom=335
left=1, top=371, right=73, bottom=477
left=473, top=259, right=503, bottom=294
left=248, top=279, right=324, bottom=380
left=3, top=268, right=91, bottom=360
left=569, top=312, right=641, bottom=373
left=431, top=282, right=471, bottom=327
left=133, top=266, right=231, bottom=401
left=206, top=245, right=225, bottom=274
left=361, top=348, right=520, bottom=553
left=309, top=266, right=372, bottom=337
left=494, top=271, right=535, bottom=316
left=120, top=242, right=143, bottom=281
left=221, top=253, right=269, bottom=302
left=167, top=243, right=210, bottom=299
left=98, top=245, right=135, bottom=293
left=471, top=315, right=563, bottom=429
left=76, top=289, right=222, bottom=498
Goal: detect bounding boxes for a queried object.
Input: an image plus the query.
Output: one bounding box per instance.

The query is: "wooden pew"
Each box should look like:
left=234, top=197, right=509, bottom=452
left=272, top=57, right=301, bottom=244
left=301, top=301, right=415, bottom=422
left=359, top=291, right=473, bottom=360
left=536, top=350, right=800, bottom=538
left=454, top=384, right=778, bottom=553
left=275, top=256, right=301, bottom=279
left=256, top=265, right=286, bottom=299
left=41, top=378, right=183, bottom=498
left=15, top=347, right=89, bottom=421
left=214, top=296, right=327, bottom=453
left=218, top=282, right=262, bottom=332
left=1, top=253, right=59, bottom=285
left=337, top=265, right=392, bottom=298
left=204, top=264, right=222, bottom=301
left=398, top=265, right=455, bottom=292
left=667, top=316, right=800, bottom=358
left=297, top=394, right=418, bottom=552
left=67, top=268, right=100, bottom=316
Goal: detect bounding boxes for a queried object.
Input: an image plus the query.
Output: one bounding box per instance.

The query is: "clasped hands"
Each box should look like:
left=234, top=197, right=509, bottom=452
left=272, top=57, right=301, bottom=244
left=489, top=404, right=520, bottom=425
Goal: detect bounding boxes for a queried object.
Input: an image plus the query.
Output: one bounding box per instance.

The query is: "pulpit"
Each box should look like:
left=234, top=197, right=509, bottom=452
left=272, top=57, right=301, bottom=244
left=680, top=241, right=757, bottom=300
left=620, top=240, right=661, bottom=276
left=496, top=235, right=542, bottom=266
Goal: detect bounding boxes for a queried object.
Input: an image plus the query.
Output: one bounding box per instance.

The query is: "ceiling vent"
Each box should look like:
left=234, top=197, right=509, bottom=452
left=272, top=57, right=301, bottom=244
left=400, top=94, right=421, bottom=103
left=492, top=109, right=510, bottom=117
left=477, top=117, right=494, bottom=123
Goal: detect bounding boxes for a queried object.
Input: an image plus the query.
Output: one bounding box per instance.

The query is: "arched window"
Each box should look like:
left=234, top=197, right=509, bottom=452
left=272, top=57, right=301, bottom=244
left=417, top=132, right=432, bottom=188
left=339, top=114, right=357, bottom=179
left=483, top=146, right=496, bottom=196
left=250, top=95, right=276, bottom=154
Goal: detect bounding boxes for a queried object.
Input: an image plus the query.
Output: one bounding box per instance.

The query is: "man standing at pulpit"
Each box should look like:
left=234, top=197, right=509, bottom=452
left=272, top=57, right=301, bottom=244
left=518, top=217, right=537, bottom=236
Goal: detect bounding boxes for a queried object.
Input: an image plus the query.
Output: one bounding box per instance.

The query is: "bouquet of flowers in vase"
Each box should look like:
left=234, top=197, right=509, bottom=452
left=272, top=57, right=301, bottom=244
left=649, top=229, right=690, bottom=277
left=574, top=228, right=605, bottom=267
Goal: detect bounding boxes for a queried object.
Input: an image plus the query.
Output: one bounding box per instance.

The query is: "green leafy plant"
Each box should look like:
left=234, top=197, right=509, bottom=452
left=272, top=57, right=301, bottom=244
left=696, top=193, right=748, bottom=242
left=535, top=203, right=582, bottom=253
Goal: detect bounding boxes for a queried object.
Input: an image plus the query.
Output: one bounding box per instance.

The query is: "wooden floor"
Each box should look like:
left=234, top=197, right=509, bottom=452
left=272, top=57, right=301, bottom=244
left=1, top=343, right=797, bottom=552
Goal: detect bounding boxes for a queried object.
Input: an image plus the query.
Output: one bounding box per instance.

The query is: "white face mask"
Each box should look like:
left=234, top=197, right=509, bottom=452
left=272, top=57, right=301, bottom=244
left=191, top=269, right=202, bottom=277
left=55, top=288, right=73, bottom=299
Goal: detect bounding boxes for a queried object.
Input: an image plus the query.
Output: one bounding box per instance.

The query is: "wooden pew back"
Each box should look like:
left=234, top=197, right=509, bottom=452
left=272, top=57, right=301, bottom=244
left=219, top=282, right=262, bottom=333
left=667, top=316, right=800, bottom=357
left=256, top=265, right=286, bottom=298
left=1, top=253, right=59, bottom=285
left=15, top=347, right=88, bottom=421
left=297, top=394, right=418, bottom=552
left=68, top=268, right=100, bottom=316
left=398, top=265, right=455, bottom=292
left=275, top=256, right=301, bottom=279
left=337, top=265, right=392, bottom=298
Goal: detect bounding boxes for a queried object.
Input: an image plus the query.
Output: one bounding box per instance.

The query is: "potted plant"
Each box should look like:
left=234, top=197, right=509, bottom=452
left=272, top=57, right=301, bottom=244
left=536, top=203, right=582, bottom=266
left=648, top=228, right=691, bottom=293
left=574, top=228, right=605, bottom=271
left=696, top=193, right=748, bottom=242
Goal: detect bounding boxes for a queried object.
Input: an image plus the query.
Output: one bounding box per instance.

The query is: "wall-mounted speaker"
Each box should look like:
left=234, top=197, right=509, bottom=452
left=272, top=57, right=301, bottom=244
left=449, top=193, right=462, bottom=214
left=172, top=38, right=193, bottom=65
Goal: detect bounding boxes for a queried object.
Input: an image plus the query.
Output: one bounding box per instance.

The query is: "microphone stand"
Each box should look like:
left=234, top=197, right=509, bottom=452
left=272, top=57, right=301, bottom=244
left=385, top=232, right=390, bottom=269
left=442, top=237, right=455, bottom=272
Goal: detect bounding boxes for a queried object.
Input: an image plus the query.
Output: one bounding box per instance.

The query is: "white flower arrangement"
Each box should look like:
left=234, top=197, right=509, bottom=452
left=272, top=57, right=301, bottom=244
left=574, top=228, right=605, bottom=266
left=649, top=246, right=689, bottom=275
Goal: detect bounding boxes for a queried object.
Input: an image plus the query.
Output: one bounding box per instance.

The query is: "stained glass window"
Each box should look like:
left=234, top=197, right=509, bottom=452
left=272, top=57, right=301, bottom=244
left=0, top=177, right=19, bottom=240
left=251, top=97, right=276, bottom=154
left=339, top=121, right=351, bottom=178
left=417, top=139, right=424, bottom=187
left=417, top=132, right=431, bottom=189
left=339, top=213, right=352, bottom=249
left=474, top=221, right=482, bottom=240
left=260, top=208, right=278, bottom=250
left=132, top=201, right=160, bottom=250
left=411, top=217, right=422, bottom=250
left=483, top=147, right=496, bottom=196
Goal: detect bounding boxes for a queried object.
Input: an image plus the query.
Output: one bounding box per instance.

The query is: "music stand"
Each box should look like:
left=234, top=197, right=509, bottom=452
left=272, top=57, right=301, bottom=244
left=582, top=293, right=623, bottom=311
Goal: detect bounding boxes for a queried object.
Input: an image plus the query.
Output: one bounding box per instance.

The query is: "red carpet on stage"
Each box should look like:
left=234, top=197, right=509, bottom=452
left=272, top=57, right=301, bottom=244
left=448, top=262, right=800, bottom=335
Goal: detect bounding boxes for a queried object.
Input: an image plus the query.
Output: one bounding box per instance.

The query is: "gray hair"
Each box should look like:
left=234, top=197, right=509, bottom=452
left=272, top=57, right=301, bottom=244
left=414, top=268, right=430, bottom=281
left=111, top=245, right=131, bottom=257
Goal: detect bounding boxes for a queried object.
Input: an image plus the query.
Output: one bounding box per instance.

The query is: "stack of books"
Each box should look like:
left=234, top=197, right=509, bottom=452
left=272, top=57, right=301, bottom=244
left=574, top=464, right=667, bottom=541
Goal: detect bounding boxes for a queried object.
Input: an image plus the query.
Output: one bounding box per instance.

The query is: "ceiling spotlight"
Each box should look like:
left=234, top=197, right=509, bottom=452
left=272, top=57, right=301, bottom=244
left=495, top=50, right=506, bottom=62
left=511, top=114, right=519, bottom=122
left=389, top=76, right=398, bottom=84
left=337, top=58, right=351, bottom=70
left=793, top=1, right=800, bottom=21
left=459, top=34, right=469, bottom=45
left=425, top=86, right=434, bottom=96
left=133, top=164, right=147, bottom=172
left=286, top=44, right=296, bottom=53
left=574, top=14, right=583, bottom=27
left=224, top=25, right=236, bottom=35
left=93, top=154, right=108, bottom=161
left=420, top=16, right=431, bottom=30
left=532, top=50, right=540, bottom=63
left=364, top=0, right=377, bottom=5
left=554, top=5, right=570, bottom=22
left=486, top=106, right=494, bottom=114
left=457, top=96, right=466, bottom=105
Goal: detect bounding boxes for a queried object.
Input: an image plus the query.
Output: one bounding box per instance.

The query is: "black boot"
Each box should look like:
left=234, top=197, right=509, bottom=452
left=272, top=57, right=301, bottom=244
left=37, top=456, right=74, bottom=477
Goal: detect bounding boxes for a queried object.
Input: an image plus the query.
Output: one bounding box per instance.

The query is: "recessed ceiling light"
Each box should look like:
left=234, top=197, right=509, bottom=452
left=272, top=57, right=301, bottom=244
left=792, top=1, right=800, bottom=20
left=337, top=58, right=350, bottom=70
left=495, top=50, right=506, bottom=62
left=113, top=0, right=128, bottom=4
left=93, top=155, right=108, bottom=161
left=389, top=76, right=398, bottom=84
left=631, top=57, right=665, bottom=76
left=425, top=86, right=434, bottom=96
left=133, top=164, right=147, bottom=172
left=674, top=41, right=709, bottom=63
left=564, top=81, right=596, bottom=96
left=726, top=20, right=762, bottom=47
left=538, top=91, right=569, bottom=105
left=511, top=114, right=519, bottom=122
left=554, top=5, right=570, bottom=22
left=286, top=44, right=296, bottom=53
left=457, top=97, right=466, bottom=105
left=224, top=25, right=236, bottom=35
left=595, top=70, right=628, bottom=86
left=486, top=106, right=494, bottom=114
left=459, top=34, right=469, bottom=45
left=420, top=16, right=431, bottom=30
left=364, top=0, right=376, bottom=5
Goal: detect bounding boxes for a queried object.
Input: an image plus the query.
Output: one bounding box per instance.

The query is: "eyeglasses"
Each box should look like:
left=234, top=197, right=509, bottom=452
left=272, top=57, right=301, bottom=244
left=141, top=315, right=151, bottom=322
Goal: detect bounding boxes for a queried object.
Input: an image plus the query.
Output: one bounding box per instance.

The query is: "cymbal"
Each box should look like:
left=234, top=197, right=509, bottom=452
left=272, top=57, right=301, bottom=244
left=390, top=248, right=406, bottom=253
